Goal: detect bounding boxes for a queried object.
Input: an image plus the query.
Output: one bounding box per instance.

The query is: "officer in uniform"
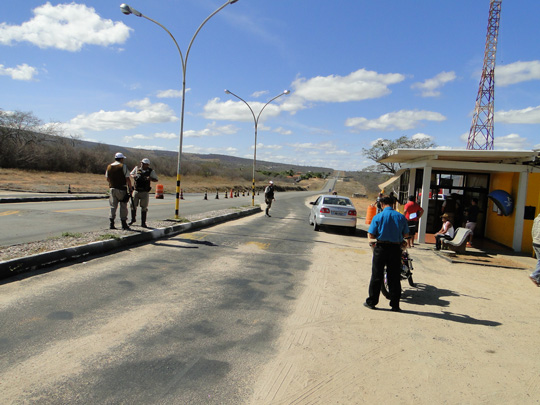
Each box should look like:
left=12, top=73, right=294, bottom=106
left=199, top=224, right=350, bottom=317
left=264, top=180, right=275, bottom=217
left=365, top=196, right=409, bottom=312
left=129, top=158, right=158, bottom=227
left=105, top=152, right=133, bottom=230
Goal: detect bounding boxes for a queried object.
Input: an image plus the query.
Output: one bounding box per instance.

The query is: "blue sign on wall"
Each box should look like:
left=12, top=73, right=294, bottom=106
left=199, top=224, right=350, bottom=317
left=488, top=190, right=514, bottom=216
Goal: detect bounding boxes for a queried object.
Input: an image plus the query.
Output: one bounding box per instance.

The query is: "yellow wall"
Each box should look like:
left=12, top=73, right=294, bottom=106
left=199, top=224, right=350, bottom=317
left=522, top=172, right=540, bottom=253
left=486, top=172, right=540, bottom=253
left=486, top=173, right=517, bottom=249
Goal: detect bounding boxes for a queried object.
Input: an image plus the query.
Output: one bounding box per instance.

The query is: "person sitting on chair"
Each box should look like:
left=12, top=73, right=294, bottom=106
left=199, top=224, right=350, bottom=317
left=435, top=213, right=454, bottom=250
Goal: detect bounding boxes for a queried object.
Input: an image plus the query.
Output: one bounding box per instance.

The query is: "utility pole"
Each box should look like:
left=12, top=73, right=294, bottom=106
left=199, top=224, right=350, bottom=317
left=467, top=0, right=502, bottom=150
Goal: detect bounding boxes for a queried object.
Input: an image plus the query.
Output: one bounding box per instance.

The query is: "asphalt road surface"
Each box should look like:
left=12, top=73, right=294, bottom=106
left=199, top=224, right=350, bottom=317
left=0, top=187, right=346, bottom=404
left=0, top=176, right=338, bottom=248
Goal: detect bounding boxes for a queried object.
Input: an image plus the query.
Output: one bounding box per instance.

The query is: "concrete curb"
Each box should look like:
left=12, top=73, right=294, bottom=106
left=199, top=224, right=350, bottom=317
left=0, top=207, right=261, bottom=281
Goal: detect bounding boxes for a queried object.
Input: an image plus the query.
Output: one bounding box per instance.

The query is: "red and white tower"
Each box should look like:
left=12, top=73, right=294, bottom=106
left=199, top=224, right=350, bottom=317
left=467, top=0, right=502, bottom=150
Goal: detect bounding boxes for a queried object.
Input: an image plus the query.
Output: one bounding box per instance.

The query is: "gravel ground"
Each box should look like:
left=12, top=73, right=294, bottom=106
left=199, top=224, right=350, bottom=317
left=0, top=208, right=244, bottom=262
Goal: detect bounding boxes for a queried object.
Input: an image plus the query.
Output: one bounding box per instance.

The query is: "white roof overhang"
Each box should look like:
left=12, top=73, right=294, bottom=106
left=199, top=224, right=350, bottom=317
left=379, top=149, right=540, bottom=173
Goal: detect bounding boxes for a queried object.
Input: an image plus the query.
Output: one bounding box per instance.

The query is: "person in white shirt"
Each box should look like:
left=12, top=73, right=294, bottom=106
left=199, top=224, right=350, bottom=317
left=434, top=213, right=454, bottom=250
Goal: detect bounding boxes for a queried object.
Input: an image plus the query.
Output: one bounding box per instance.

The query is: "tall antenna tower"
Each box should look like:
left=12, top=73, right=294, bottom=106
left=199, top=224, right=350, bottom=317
left=467, top=0, right=502, bottom=150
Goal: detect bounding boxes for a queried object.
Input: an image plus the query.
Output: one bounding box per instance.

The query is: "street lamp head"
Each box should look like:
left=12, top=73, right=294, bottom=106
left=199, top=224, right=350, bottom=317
left=224, top=89, right=231, bottom=94
left=229, top=0, right=240, bottom=4
left=283, top=90, right=291, bottom=94
left=120, top=4, right=142, bottom=17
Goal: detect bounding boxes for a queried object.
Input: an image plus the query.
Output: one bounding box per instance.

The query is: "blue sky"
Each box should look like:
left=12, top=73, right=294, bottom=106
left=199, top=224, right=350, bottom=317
left=1, top=0, right=539, bottom=171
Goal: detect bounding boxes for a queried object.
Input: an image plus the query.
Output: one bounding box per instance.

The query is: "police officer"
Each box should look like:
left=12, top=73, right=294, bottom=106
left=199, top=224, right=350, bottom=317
left=365, top=196, right=409, bottom=312
left=129, top=158, right=158, bottom=227
left=264, top=181, right=275, bottom=217
left=105, top=152, right=133, bottom=230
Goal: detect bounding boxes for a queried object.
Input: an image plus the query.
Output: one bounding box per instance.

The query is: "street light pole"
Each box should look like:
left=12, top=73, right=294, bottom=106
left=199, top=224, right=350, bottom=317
left=120, top=1, right=239, bottom=219
left=224, top=89, right=291, bottom=207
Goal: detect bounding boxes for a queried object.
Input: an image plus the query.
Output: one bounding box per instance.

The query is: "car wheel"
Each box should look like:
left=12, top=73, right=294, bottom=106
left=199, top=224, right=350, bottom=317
left=308, top=213, right=313, bottom=225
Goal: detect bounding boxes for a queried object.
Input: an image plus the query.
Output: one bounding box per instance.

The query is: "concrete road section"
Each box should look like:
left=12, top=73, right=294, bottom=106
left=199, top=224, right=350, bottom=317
left=0, top=192, right=277, bottom=247
left=0, top=191, right=330, bottom=403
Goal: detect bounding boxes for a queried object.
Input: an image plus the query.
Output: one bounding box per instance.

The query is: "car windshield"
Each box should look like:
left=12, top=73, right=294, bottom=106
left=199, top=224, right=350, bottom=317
left=323, top=197, right=351, bottom=206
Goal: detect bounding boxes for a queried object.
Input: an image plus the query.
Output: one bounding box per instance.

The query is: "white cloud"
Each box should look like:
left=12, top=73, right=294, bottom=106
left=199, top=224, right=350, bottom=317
left=273, top=127, right=292, bottom=135
left=252, top=90, right=269, bottom=98
left=496, top=61, right=540, bottom=86
left=411, top=71, right=456, bottom=97
left=494, top=133, right=530, bottom=150
left=288, top=141, right=334, bottom=151
left=202, top=98, right=283, bottom=121
left=292, top=68, right=405, bottom=103
left=205, top=69, right=405, bottom=122
left=411, top=133, right=435, bottom=142
left=255, top=143, right=282, bottom=150
left=286, top=141, right=347, bottom=156
left=156, top=89, right=186, bottom=98
left=0, top=63, right=38, bottom=80
left=183, top=145, right=239, bottom=154
left=459, top=132, right=469, bottom=143
left=328, top=149, right=350, bottom=156
left=66, top=98, right=178, bottom=132
left=184, top=122, right=238, bottom=138
left=154, top=131, right=177, bottom=139
left=0, top=2, right=131, bottom=51
left=496, top=105, right=540, bottom=124
left=345, top=110, right=446, bottom=132
left=123, top=134, right=153, bottom=143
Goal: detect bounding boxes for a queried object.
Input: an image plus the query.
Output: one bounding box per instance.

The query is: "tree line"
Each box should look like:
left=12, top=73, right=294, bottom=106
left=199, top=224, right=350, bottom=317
left=0, top=110, right=330, bottom=183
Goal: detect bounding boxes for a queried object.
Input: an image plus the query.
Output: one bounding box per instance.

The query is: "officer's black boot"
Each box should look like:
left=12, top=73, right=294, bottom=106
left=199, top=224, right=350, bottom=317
left=121, top=220, right=130, bottom=230
left=141, top=211, right=147, bottom=228
left=109, top=219, right=116, bottom=230
left=265, top=208, right=271, bottom=217
left=129, top=210, right=136, bottom=225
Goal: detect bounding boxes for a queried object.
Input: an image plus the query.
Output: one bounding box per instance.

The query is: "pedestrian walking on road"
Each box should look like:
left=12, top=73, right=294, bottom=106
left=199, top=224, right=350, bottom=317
left=529, top=213, right=540, bottom=287
left=105, top=152, right=133, bottom=230
left=129, top=158, right=158, bottom=227
left=365, top=196, right=409, bottom=312
left=264, top=181, right=276, bottom=217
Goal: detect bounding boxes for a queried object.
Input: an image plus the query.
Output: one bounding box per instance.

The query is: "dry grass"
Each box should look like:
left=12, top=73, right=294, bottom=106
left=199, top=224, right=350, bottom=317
left=0, top=168, right=326, bottom=194
left=331, top=176, right=373, bottom=217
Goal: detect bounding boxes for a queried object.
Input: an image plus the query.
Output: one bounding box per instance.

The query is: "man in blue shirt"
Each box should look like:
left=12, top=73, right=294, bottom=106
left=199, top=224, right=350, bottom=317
left=365, top=196, right=409, bottom=311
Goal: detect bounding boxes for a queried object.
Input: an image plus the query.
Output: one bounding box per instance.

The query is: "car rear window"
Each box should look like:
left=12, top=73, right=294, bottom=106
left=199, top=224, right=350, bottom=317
left=323, top=197, right=351, bottom=206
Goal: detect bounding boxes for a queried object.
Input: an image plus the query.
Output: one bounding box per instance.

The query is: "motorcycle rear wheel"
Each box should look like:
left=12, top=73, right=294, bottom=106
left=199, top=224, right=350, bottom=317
left=381, top=269, right=390, bottom=299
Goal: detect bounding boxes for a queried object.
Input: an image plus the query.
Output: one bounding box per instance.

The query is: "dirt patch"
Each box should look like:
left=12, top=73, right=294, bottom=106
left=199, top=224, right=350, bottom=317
left=251, top=226, right=540, bottom=404
left=438, top=250, right=530, bottom=269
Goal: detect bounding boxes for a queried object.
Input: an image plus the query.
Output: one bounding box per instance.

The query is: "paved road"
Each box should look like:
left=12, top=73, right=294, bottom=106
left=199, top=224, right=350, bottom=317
left=0, top=177, right=339, bottom=248
left=0, top=189, right=345, bottom=404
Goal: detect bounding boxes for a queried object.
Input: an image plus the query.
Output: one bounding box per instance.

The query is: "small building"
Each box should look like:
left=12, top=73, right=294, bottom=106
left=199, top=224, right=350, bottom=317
left=378, top=149, right=540, bottom=253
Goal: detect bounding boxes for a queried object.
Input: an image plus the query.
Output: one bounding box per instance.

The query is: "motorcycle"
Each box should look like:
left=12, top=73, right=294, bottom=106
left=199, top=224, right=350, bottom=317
left=381, top=245, right=415, bottom=299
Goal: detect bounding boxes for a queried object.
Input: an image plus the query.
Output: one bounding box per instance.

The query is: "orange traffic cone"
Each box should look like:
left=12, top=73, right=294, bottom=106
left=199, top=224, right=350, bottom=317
left=155, top=184, right=164, bottom=199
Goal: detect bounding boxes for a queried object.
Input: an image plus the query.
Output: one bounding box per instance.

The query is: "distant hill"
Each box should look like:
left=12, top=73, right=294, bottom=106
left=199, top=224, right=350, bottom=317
left=70, top=136, right=334, bottom=174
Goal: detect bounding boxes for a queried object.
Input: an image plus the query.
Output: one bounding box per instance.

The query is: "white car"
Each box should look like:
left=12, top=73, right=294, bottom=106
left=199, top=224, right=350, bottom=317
left=309, top=195, right=357, bottom=234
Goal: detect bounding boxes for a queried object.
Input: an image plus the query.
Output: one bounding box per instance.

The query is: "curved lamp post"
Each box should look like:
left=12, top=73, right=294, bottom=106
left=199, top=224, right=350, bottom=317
left=120, top=1, right=239, bottom=219
left=224, top=89, right=290, bottom=206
